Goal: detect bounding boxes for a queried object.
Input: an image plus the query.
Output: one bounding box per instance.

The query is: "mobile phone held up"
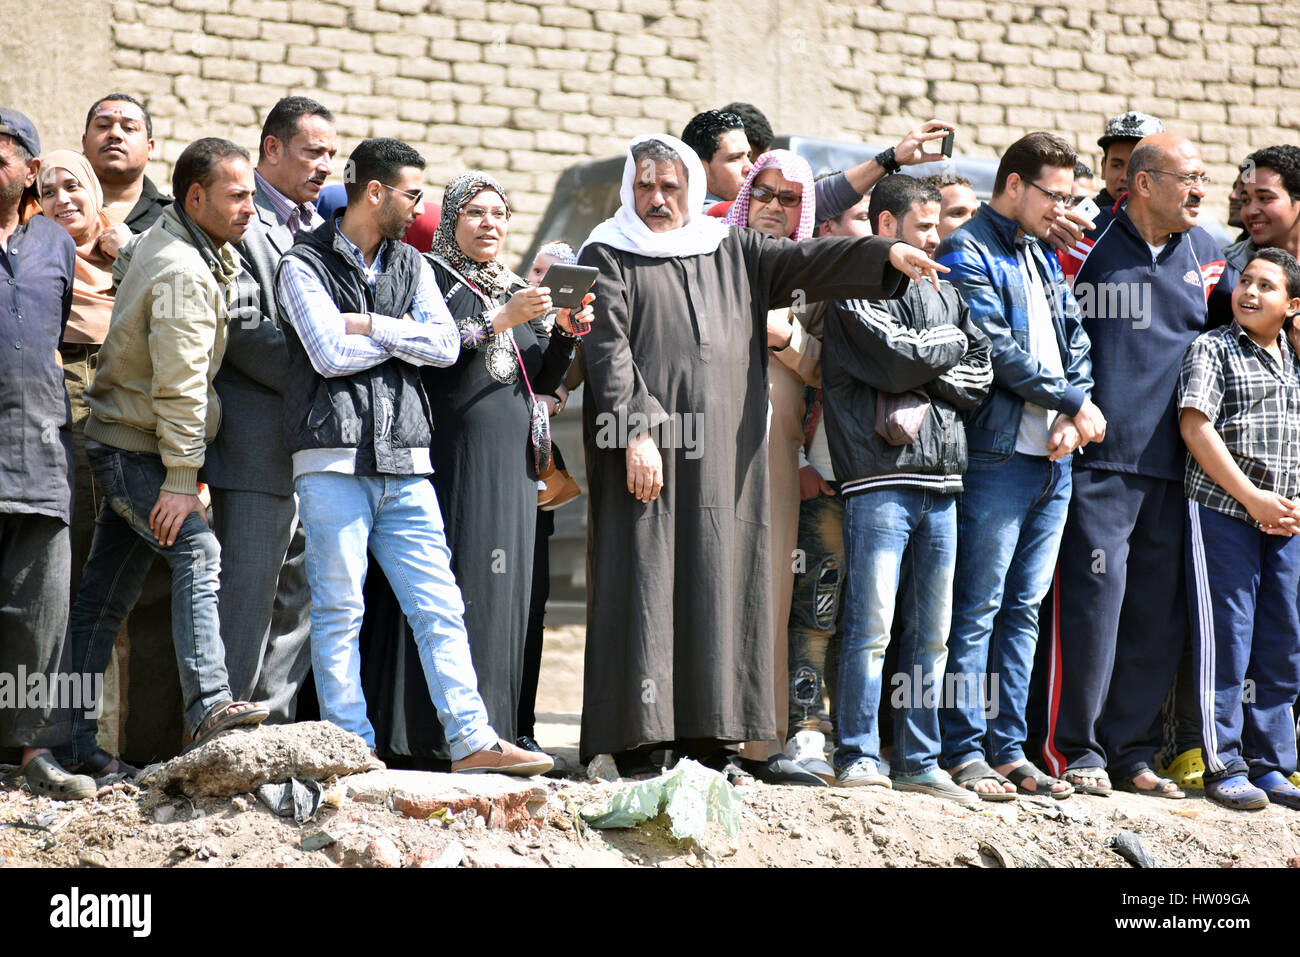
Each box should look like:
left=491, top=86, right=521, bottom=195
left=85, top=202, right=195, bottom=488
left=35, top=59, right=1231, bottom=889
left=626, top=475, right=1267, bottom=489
left=1073, top=196, right=1101, bottom=224
left=540, top=263, right=599, bottom=335
left=941, top=130, right=955, bottom=158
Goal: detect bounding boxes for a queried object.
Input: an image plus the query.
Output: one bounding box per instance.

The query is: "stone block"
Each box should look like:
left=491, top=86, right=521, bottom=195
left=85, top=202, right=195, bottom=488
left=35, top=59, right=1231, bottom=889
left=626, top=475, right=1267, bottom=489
left=204, top=13, right=261, bottom=38
left=114, top=21, right=174, bottom=51
left=260, top=21, right=316, bottom=43
left=646, top=16, right=700, bottom=39
left=540, top=5, right=593, bottom=28
left=288, top=44, right=341, bottom=69
left=141, top=721, right=373, bottom=798
left=350, top=8, right=403, bottom=32
left=289, top=0, right=347, bottom=27
left=341, top=52, right=400, bottom=77
left=316, top=26, right=374, bottom=52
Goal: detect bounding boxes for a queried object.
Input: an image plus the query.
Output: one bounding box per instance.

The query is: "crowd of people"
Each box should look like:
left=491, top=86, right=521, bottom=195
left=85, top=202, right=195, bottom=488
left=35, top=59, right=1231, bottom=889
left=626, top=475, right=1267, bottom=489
left=2, top=88, right=1299, bottom=818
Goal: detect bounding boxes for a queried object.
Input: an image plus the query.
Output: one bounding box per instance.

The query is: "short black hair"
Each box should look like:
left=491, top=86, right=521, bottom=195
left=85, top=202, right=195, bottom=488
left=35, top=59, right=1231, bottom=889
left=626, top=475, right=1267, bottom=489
left=1249, top=247, right=1300, bottom=300
left=923, top=172, right=972, bottom=190
left=343, top=137, right=425, bottom=204
left=994, top=131, right=1077, bottom=196
left=723, top=102, right=772, bottom=155
left=1242, top=145, right=1300, bottom=203
left=867, top=174, right=940, bottom=234
left=85, top=93, right=153, bottom=139
left=172, top=137, right=250, bottom=203
left=681, top=110, right=745, bottom=163
left=259, top=96, right=334, bottom=164
left=630, top=138, right=681, bottom=167
left=1074, top=160, right=1095, bottom=180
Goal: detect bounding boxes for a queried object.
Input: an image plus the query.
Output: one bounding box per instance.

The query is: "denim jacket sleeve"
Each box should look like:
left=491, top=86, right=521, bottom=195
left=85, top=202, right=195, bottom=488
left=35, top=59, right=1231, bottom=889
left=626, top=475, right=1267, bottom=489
left=938, top=234, right=1087, bottom=418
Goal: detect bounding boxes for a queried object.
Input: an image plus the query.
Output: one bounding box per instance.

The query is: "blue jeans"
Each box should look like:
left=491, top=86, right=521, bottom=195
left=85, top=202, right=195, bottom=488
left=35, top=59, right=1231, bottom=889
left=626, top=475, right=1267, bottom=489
left=942, top=451, right=1071, bottom=769
left=60, top=442, right=231, bottom=761
left=834, top=488, right=957, bottom=776
left=295, top=472, right=495, bottom=760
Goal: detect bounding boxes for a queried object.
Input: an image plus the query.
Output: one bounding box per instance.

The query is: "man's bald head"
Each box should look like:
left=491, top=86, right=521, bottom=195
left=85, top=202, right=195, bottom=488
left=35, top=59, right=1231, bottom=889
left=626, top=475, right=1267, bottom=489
left=1126, top=133, right=1197, bottom=183
left=1125, top=133, right=1206, bottom=238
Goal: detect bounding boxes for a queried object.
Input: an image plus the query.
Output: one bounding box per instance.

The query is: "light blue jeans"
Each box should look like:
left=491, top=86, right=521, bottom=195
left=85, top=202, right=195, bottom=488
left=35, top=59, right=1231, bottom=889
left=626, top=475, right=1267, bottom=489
left=834, top=488, right=957, bottom=776
left=295, top=472, right=496, bottom=760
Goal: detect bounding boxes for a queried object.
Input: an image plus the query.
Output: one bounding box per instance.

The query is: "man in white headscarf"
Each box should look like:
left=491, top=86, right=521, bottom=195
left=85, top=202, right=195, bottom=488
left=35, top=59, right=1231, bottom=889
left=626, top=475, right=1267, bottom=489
left=577, top=133, right=946, bottom=771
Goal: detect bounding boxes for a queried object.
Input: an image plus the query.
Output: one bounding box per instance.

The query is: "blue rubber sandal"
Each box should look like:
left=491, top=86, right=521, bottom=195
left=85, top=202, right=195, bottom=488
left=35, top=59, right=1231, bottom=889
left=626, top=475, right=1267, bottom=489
left=1252, top=770, right=1300, bottom=810
left=1205, top=774, right=1269, bottom=811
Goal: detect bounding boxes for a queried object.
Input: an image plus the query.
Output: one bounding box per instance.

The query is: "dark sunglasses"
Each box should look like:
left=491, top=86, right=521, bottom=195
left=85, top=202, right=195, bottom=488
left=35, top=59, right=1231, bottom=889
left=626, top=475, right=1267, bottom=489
left=750, top=183, right=802, bottom=208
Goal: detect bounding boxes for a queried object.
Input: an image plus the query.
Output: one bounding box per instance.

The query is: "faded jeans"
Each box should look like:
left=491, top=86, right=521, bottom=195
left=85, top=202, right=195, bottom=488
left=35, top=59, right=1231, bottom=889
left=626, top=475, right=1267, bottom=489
left=59, top=442, right=231, bottom=763
left=295, top=472, right=495, bottom=760
left=834, top=488, right=957, bottom=776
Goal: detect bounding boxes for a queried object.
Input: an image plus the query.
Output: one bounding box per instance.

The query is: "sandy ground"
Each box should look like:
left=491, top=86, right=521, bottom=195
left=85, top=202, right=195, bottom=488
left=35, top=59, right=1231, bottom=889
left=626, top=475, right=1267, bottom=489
left=2, top=624, right=1299, bottom=870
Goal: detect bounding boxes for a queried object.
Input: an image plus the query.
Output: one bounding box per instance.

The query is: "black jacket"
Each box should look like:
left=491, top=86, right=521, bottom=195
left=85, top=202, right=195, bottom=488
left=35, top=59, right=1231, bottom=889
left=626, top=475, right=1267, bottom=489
left=822, top=279, right=993, bottom=498
left=124, top=175, right=172, bottom=234
left=277, top=219, right=429, bottom=475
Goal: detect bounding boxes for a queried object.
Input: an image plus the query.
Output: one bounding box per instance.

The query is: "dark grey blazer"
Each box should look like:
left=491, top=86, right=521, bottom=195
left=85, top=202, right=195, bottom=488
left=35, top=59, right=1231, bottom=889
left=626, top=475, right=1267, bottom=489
left=203, top=186, right=298, bottom=495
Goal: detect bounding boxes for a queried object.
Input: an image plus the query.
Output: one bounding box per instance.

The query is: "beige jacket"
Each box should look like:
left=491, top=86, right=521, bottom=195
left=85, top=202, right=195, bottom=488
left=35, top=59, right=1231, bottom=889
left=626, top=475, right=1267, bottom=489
left=86, top=205, right=241, bottom=493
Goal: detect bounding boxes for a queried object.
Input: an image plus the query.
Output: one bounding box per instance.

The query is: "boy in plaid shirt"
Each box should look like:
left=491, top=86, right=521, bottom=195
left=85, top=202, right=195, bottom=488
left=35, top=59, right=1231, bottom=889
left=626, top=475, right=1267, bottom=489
left=1179, top=247, right=1300, bottom=811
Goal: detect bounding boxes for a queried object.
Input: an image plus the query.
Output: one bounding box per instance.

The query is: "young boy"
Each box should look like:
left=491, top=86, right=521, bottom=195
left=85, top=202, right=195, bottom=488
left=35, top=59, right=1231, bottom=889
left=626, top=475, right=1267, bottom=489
left=1179, top=247, right=1300, bottom=811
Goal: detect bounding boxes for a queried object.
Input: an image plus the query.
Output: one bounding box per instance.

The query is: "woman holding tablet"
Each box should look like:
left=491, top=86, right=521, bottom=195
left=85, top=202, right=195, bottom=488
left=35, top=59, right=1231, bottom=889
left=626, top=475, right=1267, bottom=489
left=362, top=172, right=592, bottom=765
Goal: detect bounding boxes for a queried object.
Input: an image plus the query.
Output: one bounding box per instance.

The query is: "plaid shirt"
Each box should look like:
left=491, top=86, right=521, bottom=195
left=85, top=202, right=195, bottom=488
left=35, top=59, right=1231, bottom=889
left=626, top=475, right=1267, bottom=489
left=1178, top=322, right=1300, bottom=526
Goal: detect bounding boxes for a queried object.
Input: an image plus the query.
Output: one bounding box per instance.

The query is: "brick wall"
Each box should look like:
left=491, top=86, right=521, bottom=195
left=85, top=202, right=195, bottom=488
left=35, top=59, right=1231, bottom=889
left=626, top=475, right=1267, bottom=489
left=6, top=0, right=1294, bottom=260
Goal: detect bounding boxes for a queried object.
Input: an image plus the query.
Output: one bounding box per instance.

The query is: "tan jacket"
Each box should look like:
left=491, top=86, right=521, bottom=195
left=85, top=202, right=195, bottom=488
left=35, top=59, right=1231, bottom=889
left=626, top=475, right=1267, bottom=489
left=86, top=205, right=241, bottom=493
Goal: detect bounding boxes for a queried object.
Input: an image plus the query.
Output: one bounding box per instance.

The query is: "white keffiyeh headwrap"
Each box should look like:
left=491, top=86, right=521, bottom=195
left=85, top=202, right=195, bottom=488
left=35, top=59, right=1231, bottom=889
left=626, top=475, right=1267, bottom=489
left=580, top=133, right=730, bottom=259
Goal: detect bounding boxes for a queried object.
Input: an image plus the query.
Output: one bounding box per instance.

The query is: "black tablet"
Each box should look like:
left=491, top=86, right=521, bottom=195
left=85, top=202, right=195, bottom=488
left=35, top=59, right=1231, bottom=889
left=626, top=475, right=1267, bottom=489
left=540, top=263, right=598, bottom=310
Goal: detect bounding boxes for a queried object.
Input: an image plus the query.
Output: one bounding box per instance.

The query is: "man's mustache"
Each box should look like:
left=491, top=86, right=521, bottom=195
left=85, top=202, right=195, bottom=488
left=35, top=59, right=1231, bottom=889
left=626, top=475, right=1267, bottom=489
left=645, top=205, right=671, bottom=217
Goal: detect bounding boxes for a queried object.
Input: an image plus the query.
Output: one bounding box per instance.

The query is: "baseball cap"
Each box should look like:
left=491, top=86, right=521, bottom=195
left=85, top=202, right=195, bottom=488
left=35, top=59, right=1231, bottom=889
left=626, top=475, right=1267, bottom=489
left=0, top=108, right=40, bottom=158
left=1098, top=111, right=1165, bottom=151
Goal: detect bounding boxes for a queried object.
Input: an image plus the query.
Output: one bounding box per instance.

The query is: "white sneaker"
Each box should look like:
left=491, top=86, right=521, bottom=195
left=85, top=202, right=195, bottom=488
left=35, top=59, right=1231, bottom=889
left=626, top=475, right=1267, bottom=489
left=786, top=731, right=835, bottom=784
left=835, top=757, right=892, bottom=789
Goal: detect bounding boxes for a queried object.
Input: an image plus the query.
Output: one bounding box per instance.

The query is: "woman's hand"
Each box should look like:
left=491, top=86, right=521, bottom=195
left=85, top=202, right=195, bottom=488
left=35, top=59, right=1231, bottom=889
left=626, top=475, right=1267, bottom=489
left=98, top=223, right=133, bottom=259
left=499, top=285, right=552, bottom=331
left=555, top=292, right=596, bottom=336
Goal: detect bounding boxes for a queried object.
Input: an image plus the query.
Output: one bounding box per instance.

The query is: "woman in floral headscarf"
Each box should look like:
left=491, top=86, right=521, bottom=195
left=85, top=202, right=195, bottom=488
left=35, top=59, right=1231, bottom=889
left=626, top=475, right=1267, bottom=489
left=723, top=150, right=837, bottom=785
left=362, top=172, right=590, bottom=765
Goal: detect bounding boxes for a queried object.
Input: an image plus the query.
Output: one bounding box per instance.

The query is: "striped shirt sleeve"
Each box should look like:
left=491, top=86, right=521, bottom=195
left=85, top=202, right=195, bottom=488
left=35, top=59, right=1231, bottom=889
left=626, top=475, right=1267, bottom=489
left=276, top=256, right=459, bottom=378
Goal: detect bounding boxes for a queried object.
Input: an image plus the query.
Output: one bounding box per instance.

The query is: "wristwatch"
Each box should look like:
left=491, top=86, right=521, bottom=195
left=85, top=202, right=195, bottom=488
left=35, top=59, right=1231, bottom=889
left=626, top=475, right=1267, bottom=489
left=874, top=146, right=901, bottom=174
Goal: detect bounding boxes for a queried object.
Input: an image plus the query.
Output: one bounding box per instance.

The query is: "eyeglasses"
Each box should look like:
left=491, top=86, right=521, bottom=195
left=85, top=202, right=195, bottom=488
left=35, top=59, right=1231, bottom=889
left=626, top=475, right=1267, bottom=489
left=1148, top=169, right=1212, bottom=188
left=749, top=184, right=802, bottom=208
left=1024, top=179, right=1083, bottom=209
left=379, top=182, right=423, bottom=205
left=460, top=206, right=511, bottom=224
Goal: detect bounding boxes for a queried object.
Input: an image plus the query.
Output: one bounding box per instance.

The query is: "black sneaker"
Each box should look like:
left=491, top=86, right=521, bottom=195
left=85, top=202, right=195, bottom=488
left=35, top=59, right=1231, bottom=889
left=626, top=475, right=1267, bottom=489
left=516, top=735, right=548, bottom=754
